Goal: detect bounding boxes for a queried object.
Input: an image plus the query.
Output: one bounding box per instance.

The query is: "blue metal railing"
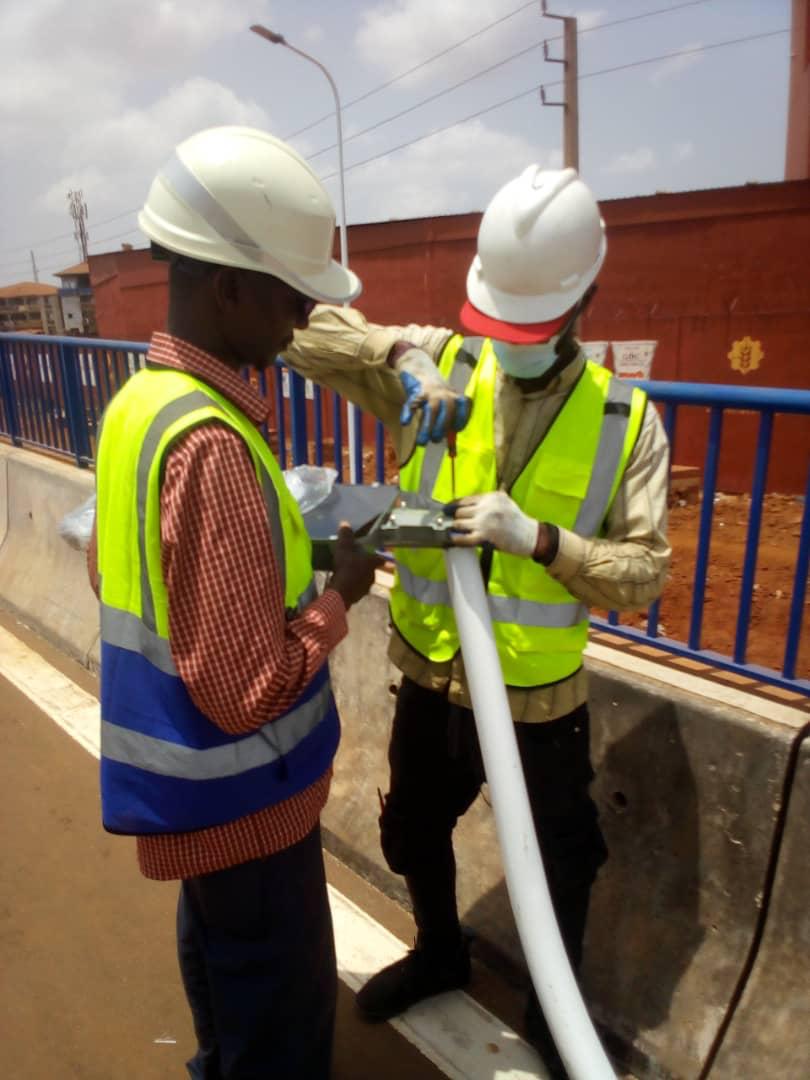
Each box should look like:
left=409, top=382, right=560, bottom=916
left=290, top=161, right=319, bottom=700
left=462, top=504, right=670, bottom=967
left=1, top=332, right=808, bottom=696
left=591, top=381, right=810, bottom=695
left=0, top=332, right=381, bottom=481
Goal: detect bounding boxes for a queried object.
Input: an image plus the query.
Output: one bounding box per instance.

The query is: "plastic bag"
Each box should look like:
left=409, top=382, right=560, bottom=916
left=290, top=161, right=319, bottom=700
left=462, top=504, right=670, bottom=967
left=282, top=465, right=338, bottom=515
left=58, top=493, right=96, bottom=552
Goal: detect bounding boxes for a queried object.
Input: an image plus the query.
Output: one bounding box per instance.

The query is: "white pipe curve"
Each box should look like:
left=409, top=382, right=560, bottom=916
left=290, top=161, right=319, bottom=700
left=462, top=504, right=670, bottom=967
left=444, top=547, right=614, bottom=1080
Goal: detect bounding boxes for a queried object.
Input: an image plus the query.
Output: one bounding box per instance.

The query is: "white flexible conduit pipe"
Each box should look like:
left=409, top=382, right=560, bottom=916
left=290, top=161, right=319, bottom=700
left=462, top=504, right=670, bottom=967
left=444, top=548, right=615, bottom=1080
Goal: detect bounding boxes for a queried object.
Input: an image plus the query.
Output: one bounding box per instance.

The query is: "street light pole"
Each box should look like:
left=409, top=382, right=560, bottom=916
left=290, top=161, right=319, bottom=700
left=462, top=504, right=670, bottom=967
left=250, top=24, right=359, bottom=481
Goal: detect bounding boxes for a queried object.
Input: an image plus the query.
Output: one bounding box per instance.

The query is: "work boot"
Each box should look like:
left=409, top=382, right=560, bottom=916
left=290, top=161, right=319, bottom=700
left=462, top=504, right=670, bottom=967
left=356, top=936, right=471, bottom=1022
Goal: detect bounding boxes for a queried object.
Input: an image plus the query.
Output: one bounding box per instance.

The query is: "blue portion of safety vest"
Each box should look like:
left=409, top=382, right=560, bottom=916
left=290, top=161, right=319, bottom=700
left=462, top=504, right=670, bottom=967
left=100, top=642, right=340, bottom=835
left=100, top=643, right=329, bottom=748
left=101, top=712, right=339, bottom=835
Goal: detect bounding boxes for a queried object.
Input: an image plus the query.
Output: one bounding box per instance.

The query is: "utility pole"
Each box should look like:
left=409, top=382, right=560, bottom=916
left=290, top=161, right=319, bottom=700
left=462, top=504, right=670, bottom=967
left=540, top=1, right=579, bottom=171
left=67, top=189, right=89, bottom=263
left=30, top=250, right=39, bottom=282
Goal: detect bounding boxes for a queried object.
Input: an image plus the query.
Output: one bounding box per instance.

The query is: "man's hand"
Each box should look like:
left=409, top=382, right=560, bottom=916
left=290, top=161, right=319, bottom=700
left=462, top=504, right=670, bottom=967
left=447, top=492, right=541, bottom=558
left=393, top=346, right=471, bottom=445
left=327, top=523, right=384, bottom=609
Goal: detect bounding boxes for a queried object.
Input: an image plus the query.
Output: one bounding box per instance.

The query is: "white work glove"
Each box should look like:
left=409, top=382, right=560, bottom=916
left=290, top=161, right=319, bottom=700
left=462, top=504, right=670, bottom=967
left=448, top=492, right=540, bottom=557
left=394, top=347, right=471, bottom=445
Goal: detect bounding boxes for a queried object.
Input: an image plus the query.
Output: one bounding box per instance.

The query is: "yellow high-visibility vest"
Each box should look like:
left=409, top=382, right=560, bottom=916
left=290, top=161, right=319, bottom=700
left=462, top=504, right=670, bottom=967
left=390, top=336, right=647, bottom=687
left=95, top=366, right=338, bottom=834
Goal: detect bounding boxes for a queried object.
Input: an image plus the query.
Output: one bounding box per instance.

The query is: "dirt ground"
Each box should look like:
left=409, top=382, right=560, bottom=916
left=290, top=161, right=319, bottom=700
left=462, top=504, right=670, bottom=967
left=619, top=492, right=809, bottom=680
left=338, top=443, right=810, bottom=684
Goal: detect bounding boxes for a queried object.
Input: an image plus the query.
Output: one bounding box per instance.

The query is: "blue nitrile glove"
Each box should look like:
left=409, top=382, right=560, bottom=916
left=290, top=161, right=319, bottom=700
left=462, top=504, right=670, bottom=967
left=396, top=348, right=471, bottom=446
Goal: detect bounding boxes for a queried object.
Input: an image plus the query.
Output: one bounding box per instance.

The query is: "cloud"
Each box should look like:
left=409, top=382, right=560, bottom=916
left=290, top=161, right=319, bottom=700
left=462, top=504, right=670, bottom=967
left=40, top=78, right=269, bottom=221
left=0, top=0, right=273, bottom=123
left=0, top=0, right=274, bottom=273
left=340, top=118, right=548, bottom=221
left=602, top=147, right=656, bottom=174
left=650, top=43, right=703, bottom=85
left=302, top=24, right=326, bottom=45
left=673, top=141, right=695, bottom=163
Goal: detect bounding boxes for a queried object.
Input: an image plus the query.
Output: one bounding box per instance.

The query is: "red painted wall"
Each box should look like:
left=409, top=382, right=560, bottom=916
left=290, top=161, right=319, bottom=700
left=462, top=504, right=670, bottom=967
left=89, top=179, right=810, bottom=492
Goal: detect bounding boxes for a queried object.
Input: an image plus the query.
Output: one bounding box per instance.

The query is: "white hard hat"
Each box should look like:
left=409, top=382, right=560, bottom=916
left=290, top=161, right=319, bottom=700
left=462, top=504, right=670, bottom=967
left=138, top=126, right=361, bottom=305
left=461, top=166, right=605, bottom=343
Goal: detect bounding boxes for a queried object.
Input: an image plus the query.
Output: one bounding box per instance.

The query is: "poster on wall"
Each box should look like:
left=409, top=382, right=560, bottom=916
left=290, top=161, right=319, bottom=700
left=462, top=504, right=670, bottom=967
left=581, top=341, right=609, bottom=366
left=611, top=340, right=657, bottom=379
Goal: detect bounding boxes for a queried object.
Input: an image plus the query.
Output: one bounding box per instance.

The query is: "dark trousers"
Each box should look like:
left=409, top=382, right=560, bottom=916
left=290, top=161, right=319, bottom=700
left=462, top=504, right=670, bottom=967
left=380, top=677, right=608, bottom=971
left=177, top=824, right=336, bottom=1080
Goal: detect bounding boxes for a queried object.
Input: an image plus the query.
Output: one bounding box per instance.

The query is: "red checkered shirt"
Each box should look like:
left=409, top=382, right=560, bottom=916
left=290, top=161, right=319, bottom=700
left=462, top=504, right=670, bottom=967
left=130, top=333, right=347, bottom=880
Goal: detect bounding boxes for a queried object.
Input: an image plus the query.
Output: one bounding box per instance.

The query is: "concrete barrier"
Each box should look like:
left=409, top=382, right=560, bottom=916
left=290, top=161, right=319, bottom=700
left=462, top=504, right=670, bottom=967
left=582, top=650, right=805, bottom=1079
left=708, top=727, right=810, bottom=1079
left=327, top=608, right=808, bottom=1079
left=2, top=446, right=809, bottom=1079
left=0, top=447, right=99, bottom=667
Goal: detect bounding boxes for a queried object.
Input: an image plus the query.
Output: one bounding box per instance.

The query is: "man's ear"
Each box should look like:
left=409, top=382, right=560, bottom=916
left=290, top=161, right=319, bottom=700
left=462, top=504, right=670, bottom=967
left=211, top=267, right=241, bottom=311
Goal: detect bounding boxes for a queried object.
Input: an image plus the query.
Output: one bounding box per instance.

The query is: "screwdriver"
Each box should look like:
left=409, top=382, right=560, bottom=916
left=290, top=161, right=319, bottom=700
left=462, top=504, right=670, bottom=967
left=447, top=430, right=457, bottom=501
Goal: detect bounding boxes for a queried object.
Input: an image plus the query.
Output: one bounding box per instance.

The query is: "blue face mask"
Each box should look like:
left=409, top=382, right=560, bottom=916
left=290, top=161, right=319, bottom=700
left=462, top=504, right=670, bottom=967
left=491, top=337, right=560, bottom=379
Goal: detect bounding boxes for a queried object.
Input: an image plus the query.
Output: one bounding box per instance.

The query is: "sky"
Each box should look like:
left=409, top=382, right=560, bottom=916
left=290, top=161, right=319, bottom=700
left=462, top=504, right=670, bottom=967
left=0, top=0, right=793, bottom=286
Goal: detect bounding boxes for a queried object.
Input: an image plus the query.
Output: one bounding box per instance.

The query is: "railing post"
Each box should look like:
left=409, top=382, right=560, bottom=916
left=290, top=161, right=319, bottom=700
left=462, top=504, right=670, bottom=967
left=333, top=394, right=343, bottom=482
left=57, top=342, right=92, bottom=467
left=351, top=402, right=363, bottom=483
left=289, top=369, right=309, bottom=466
left=273, top=365, right=287, bottom=470
left=0, top=339, right=22, bottom=446
left=734, top=410, right=773, bottom=663
left=783, top=463, right=810, bottom=680
left=689, top=406, right=724, bottom=650
left=375, top=420, right=385, bottom=484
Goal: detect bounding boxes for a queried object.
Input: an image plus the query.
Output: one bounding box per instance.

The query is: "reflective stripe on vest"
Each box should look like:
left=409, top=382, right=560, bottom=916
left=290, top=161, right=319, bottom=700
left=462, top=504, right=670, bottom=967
left=96, top=368, right=338, bottom=834
left=395, top=562, right=587, bottom=628
left=390, top=338, right=646, bottom=686
left=102, top=672, right=334, bottom=780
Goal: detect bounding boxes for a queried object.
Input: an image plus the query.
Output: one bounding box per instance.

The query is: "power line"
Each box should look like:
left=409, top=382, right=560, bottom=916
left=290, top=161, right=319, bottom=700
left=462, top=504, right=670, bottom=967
left=0, top=2, right=775, bottom=262
left=0, top=243, right=79, bottom=274
left=1, top=208, right=138, bottom=261
left=307, top=38, right=545, bottom=160
left=283, top=0, right=538, bottom=141
left=0, top=0, right=720, bottom=260
left=544, top=27, right=788, bottom=91
left=321, top=27, right=789, bottom=181
left=287, top=0, right=715, bottom=147
left=0, top=228, right=146, bottom=283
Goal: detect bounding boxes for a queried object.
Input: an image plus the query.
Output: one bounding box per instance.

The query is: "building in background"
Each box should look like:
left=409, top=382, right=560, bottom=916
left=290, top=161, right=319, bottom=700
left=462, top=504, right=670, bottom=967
left=0, top=282, right=64, bottom=334
left=54, top=262, right=97, bottom=335
left=89, top=177, right=810, bottom=494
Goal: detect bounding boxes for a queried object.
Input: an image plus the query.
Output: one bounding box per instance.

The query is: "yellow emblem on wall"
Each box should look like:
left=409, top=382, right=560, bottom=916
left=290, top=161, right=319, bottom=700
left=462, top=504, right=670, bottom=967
left=728, top=336, right=763, bottom=375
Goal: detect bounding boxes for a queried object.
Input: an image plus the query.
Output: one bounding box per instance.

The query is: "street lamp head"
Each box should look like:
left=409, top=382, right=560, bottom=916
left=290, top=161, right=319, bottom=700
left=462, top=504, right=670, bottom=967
left=250, top=24, right=286, bottom=45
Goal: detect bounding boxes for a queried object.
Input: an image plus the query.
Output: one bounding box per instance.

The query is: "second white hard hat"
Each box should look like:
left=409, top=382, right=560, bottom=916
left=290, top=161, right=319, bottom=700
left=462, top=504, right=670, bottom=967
left=462, top=166, right=605, bottom=342
left=138, top=126, right=361, bottom=304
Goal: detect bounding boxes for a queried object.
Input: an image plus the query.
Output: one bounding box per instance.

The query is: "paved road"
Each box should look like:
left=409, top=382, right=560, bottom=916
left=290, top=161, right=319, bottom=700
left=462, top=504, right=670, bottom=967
left=1, top=614, right=552, bottom=1079
left=0, top=620, right=452, bottom=1080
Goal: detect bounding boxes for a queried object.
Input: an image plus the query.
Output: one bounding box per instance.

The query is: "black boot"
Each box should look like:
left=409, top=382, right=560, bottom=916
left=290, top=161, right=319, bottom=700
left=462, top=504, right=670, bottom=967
left=356, top=933, right=471, bottom=1022
left=524, top=990, right=568, bottom=1079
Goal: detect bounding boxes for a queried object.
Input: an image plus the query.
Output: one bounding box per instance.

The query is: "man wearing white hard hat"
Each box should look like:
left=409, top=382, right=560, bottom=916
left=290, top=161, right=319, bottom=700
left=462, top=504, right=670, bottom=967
left=90, top=126, right=385, bottom=1078
left=284, top=165, right=670, bottom=1076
